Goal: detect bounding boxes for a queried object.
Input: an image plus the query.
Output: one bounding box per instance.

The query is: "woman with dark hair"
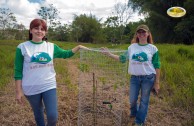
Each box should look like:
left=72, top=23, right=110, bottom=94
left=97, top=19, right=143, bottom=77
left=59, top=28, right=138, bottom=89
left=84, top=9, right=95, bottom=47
left=14, top=18, right=89, bottom=126
left=101, top=24, right=161, bottom=126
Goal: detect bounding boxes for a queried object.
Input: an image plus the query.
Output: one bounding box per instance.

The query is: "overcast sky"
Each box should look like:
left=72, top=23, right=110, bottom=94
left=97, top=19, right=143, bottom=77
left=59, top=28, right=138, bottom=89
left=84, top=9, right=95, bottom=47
left=0, top=0, right=144, bottom=28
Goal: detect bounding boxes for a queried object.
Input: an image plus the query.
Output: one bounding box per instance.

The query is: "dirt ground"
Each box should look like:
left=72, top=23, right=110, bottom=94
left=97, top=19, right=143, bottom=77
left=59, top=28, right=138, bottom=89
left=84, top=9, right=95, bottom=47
left=0, top=59, right=193, bottom=126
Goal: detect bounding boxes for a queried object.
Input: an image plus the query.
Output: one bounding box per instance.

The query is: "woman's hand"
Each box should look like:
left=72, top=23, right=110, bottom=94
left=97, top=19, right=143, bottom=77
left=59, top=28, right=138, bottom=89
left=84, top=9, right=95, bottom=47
left=100, top=47, right=111, bottom=56
left=15, top=80, right=24, bottom=106
left=153, top=81, right=160, bottom=95
left=100, top=47, right=120, bottom=61
left=16, top=90, right=24, bottom=106
left=153, top=69, right=160, bottom=95
left=78, top=45, right=90, bottom=51
left=72, top=45, right=90, bottom=53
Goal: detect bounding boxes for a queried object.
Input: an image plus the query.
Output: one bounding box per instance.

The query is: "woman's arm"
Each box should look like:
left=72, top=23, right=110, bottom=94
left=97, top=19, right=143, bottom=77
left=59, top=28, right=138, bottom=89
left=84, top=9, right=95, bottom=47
left=100, top=47, right=120, bottom=61
left=54, top=44, right=90, bottom=58
left=72, top=45, right=90, bottom=53
left=14, top=47, right=24, bottom=105
left=153, top=68, right=160, bottom=94
left=15, top=80, right=24, bottom=105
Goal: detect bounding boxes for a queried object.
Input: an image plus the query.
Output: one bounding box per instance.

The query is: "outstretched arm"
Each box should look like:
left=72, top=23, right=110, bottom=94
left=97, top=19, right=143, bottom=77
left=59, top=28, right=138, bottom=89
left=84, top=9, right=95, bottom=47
left=100, top=47, right=120, bottom=61
left=72, top=45, right=90, bottom=53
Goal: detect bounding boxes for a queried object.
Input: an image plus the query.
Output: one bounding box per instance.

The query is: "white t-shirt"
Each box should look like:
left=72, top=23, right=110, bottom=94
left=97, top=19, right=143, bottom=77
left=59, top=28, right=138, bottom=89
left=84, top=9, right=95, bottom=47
left=15, top=41, right=74, bottom=95
left=18, top=41, right=56, bottom=95
left=127, top=43, right=160, bottom=75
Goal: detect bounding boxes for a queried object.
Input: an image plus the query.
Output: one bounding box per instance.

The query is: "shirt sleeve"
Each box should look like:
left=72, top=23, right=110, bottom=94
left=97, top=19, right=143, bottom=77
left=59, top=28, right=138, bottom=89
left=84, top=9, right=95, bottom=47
left=14, top=48, right=24, bottom=80
left=152, top=51, right=161, bottom=68
left=119, top=50, right=128, bottom=63
left=53, top=44, right=75, bottom=58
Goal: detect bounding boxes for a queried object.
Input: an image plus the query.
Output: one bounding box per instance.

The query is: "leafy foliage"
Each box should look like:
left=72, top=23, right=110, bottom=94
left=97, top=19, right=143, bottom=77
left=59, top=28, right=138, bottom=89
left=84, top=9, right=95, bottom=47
left=128, top=0, right=194, bottom=44
left=0, top=8, right=17, bottom=30
left=71, top=14, right=105, bottom=43
left=37, top=4, right=60, bottom=28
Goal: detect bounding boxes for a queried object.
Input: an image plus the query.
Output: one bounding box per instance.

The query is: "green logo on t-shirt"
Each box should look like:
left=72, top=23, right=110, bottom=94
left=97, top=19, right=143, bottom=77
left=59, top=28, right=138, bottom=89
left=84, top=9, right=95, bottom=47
left=31, top=52, right=51, bottom=64
left=132, top=52, right=148, bottom=62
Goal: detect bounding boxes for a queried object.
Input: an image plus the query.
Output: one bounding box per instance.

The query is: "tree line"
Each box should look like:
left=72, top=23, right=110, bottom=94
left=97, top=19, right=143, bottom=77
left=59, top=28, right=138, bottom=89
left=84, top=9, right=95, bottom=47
left=0, top=0, right=193, bottom=44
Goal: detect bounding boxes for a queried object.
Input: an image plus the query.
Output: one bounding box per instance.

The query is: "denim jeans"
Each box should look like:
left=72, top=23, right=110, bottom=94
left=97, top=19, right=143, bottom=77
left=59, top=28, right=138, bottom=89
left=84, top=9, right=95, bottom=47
left=129, top=74, right=155, bottom=125
left=26, top=88, right=58, bottom=126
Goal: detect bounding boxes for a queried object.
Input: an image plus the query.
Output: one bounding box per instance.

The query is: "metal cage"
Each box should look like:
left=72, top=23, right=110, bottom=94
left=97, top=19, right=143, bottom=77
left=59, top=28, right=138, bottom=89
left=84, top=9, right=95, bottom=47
left=78, top=48, right=128, bottom=126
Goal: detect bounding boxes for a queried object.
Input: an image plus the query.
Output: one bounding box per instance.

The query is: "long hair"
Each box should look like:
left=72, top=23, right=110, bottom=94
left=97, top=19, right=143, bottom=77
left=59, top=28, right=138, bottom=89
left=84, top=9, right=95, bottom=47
left=131, top=29, right=154, bottom=44
left=28, top=19, right=47, bottom=41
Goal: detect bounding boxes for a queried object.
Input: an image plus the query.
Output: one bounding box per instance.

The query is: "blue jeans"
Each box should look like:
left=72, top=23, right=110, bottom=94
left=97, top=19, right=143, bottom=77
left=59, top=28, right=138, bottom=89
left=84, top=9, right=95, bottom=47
left=129, top=74, right=155, bottom=125
left=26, top=89, right=58, bottom=126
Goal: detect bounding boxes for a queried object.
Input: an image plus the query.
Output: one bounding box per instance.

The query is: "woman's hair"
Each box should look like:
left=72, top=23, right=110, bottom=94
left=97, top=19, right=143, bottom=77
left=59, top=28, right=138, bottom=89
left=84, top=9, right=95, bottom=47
left=29, top=19, right=47, bottom=41
left=131, top=25, right=154, bottom=44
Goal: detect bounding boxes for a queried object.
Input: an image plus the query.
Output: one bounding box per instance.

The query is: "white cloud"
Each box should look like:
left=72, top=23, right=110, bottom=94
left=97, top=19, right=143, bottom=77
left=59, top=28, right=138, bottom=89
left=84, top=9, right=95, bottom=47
left=0, top=0, right=144, bottom=28
left=0, top=0, right=41, bottom=27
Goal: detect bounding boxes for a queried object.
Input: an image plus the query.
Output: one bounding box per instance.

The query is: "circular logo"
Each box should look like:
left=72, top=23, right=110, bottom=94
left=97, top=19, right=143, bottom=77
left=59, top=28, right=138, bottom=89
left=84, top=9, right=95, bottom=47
left=167, top=6, right=186, bottom=18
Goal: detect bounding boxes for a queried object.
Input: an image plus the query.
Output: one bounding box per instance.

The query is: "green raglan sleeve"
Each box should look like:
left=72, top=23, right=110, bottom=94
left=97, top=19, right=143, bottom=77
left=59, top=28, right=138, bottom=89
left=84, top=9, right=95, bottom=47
left=152, top=51, right=161, bottom=69
left=119, top=50, right=128, bottom=63
left=14, top=48, right=24, bottom=80
left=53, top=44, right=75, bottom=58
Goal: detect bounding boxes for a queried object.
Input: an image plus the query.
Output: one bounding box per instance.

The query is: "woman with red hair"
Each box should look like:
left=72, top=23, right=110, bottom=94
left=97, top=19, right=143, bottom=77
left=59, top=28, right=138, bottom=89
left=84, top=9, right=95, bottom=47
left=14, top=18, right=88, bottom=126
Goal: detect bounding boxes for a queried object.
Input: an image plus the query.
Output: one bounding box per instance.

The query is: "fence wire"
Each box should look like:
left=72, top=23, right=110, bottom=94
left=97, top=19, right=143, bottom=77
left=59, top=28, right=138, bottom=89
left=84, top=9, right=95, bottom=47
left=78, top=48, right=128, bottom=126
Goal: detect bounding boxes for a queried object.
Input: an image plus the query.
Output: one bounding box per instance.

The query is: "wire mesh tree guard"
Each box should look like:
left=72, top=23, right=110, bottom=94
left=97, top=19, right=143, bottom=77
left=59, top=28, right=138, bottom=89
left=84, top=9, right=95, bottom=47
left=78, top=48, right=128, bottom=126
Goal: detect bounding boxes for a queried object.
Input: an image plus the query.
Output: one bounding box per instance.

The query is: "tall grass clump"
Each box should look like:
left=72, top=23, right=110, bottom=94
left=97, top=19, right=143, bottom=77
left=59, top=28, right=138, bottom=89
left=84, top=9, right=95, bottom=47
left=178, top=47, right=194, bottom=61
left=158, top=44, right=194, bottom=114
left=54, top=59, right=70, bottom=84
left=0, top=44, right=16, bottom=88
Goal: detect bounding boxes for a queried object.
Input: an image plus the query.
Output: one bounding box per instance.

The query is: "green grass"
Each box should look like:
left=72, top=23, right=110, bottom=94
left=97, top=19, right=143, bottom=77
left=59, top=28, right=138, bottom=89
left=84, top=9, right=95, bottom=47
left=0, top=40, right=194, bottom=115
left=157, top=44, right=194, bottom=112
left=0, top=44, right=16, bottom=88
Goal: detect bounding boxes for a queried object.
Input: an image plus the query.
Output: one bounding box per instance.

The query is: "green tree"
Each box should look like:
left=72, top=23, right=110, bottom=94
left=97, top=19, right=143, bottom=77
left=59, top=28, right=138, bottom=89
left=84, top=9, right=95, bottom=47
left=14, top=23, right=28, bottom=40
left=103, top=16, right=119, bottom=43
left=0, top=8, right=17, bottom=39
left=71, top=14, right=105, bottom=43
left=113, top=2, right=133, bottom=42
left=0, top=8, right=17, bottom=30
left=174, top=0, right=194, bottom=44
left=128, top=0, right=194, bottom=44
left=37, top=4, right=60, bottom=28
left=52, top=22, right=70, bottom=41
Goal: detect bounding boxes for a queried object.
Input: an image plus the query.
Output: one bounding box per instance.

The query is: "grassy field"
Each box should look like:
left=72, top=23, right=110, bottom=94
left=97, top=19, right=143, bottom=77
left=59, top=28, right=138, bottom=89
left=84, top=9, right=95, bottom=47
left=0, top=40, right=194, bottom=125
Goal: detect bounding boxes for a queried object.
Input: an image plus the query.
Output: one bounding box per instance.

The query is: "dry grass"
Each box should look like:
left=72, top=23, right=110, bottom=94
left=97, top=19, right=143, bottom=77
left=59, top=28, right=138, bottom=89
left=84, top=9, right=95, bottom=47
left=0, top=59, right=193, bottom=126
